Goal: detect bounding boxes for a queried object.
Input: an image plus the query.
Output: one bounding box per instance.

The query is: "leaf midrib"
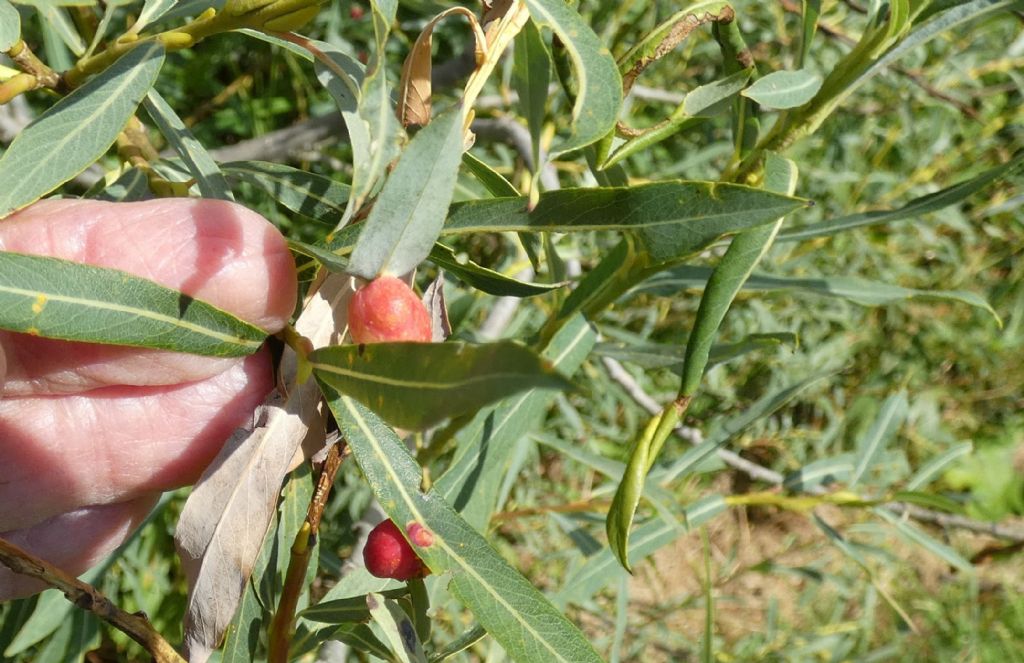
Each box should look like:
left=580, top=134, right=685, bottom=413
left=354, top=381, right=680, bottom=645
left=312, top=361, right=550, bottom=391
left=0, top=281, right=262, bottom=348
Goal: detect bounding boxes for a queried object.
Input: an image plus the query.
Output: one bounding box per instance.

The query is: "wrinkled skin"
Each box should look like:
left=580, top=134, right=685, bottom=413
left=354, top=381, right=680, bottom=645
left=0, top=199, right=297, bottom=599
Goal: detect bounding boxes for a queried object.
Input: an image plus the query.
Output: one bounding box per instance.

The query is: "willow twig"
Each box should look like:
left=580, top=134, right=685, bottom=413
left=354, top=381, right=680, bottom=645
left=267, top=441, right=349, bottom=663
left=0, top=537, right=185, bottom=662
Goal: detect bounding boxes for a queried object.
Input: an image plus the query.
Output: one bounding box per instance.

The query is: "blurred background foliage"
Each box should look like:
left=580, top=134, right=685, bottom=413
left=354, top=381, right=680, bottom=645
left=1, top=0, right=1022, bottom=661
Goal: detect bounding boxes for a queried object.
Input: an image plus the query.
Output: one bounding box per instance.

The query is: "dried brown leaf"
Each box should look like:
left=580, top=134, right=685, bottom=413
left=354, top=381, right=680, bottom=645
left=422, top=272, right=450, bottom=342
left=175, top=273, right=352, bottom=662
left=398, top=7, right=487, bottom=128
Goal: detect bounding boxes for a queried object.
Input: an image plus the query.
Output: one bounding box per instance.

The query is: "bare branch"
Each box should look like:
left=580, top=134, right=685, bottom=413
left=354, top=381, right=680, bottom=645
left=0, top=537, right=185, bottom=662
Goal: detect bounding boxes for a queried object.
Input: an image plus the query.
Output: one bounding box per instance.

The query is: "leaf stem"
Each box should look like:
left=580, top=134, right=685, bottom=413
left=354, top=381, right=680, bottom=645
left=0, top=536, right=185, bottom=662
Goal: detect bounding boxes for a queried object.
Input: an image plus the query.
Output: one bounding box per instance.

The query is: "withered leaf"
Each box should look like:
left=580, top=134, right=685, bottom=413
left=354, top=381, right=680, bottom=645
left=398, top=7, right=487, bottom=128
left=176, top=274, right=352, bottom=661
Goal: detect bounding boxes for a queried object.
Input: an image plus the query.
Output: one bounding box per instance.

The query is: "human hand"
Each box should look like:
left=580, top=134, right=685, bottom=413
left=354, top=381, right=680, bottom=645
left=0, top=198, right=297, bottom=600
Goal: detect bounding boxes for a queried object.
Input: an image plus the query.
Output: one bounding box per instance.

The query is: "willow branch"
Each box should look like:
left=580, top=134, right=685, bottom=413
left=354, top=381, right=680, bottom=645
left=0, top=537, right=185, bottom=662
left=268, top=442, right=348, bottom=663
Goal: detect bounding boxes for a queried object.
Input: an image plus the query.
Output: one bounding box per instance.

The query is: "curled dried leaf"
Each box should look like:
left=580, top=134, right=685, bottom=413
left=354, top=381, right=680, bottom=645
left=398, top=7, right=488, bottom=128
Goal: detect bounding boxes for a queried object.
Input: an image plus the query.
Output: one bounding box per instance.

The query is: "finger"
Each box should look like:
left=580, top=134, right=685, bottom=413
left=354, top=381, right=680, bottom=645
left=0, top=348, right=273, bottom=531
left=0, top=198, right=296, bottom=395
left=0, top=497, right=157, bottom=601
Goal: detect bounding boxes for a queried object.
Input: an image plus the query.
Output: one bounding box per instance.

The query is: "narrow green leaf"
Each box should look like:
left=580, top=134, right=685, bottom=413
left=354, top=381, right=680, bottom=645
left=606, top=406, right=681, bottom=571
left=905, top=442, right=973, bottom=491
left=783, top=454, right=855, bottom=492
left=34, top=609, right=98, bottom=662
left=523, top=0, right=622, bottom=156
left=428, top=244, right=563, bottom=297
left=611, top=574, right=629, bottom=663
left=779, top=149, right=1024, bottom=242
left=308, top=37, right=397, bottom=231
left=602, top=116, right=706, bottom=171
left=860, top=0, right=1016, bottom=91
left=322, top=392, right=605, bottom=663
left=144, top=88, right=233, bottom=200
left=0, top=598, right=39, bottom=654
left=889, top=491, right=963, bottom=514
left=875, top=509, right=973, bottom=573
left=740, top=69, right=823, bottom=109
left=269, top=466, right=317, bottom=608
left=223, top=161, right=349, bottom=225
left=434, top=314, right=596, bottom=530
left=797, top=0, right=822, bottom=68
left=310, top=40, right=364, bottom=112
left=683, top=69, right=754, bottom=117
left=439, top=183, right=808, bottom=264
left=218, top=520, right=277, bottom=663
left=427, top=624, right=487, bottom=663
left=679, top=153, right=798, bottom=395
left=367, top=0, right=397, bottom=54
left=812, top=513, right=869, bottom=567
left=237, top=28, right=315, bottom=60
left=130, top=0, right=178, bottom=32
left=556, top=495, right=726, bottom=607
left=28, top=1, right=85, bottom=55
left=0, top=42, right=164, bottom=218
left=533, top=433, right=678, bottom=506
left=367, top=593, right=428, bottom=663
left=0, top=252, right=266, bottom=356
left=322, top=183, right=808, bottom=264
left=3, top=590, right=68, bottom=656
left=594, top=332, right=798, bottom=370
left=86, top=167, right=151, bottom=202
left=299, top=569, right=398, bottom=622
left=332, top=623, right=396, bottom=661
left=603, top=69, right=749, bottom=169
left=301, top=595, right=376, bottom=624
left=659, top=373, right=831, bottom=484
left=350, top=56, right=401, bottom=227
left=641, top=267, right=1001, bottom=322
left=311, top=341, right=572, bottom=431
left=700, top=528, right=713, bottom=663
left=288, top=239, right=349, bottom=273
left=513, top=18, right=551, bottom=173
left=461, top=152, right=519, bottom=197
left=37, top=7, right=72, bottom=70
left=850, top=392, right=909, bottom=488
left=348, top=107, right=464, bottom=279
left=0, top=0, right=19, bottom=51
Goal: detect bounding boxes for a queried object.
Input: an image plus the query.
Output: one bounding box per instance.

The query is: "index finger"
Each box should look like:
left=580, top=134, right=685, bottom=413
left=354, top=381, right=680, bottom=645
left=0, top=198, right=297, bottom=395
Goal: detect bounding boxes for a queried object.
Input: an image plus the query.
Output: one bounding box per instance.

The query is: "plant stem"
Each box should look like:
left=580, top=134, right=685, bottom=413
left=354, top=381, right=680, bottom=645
left=0, top=537, right=185, bottom=662
left=0, top=73, right=38, bottom=105
left=724, top=490, right=880, bottom=511
left=267, top=442, right=347, bottom=663
left=7, top=40, right=61, bottom=90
